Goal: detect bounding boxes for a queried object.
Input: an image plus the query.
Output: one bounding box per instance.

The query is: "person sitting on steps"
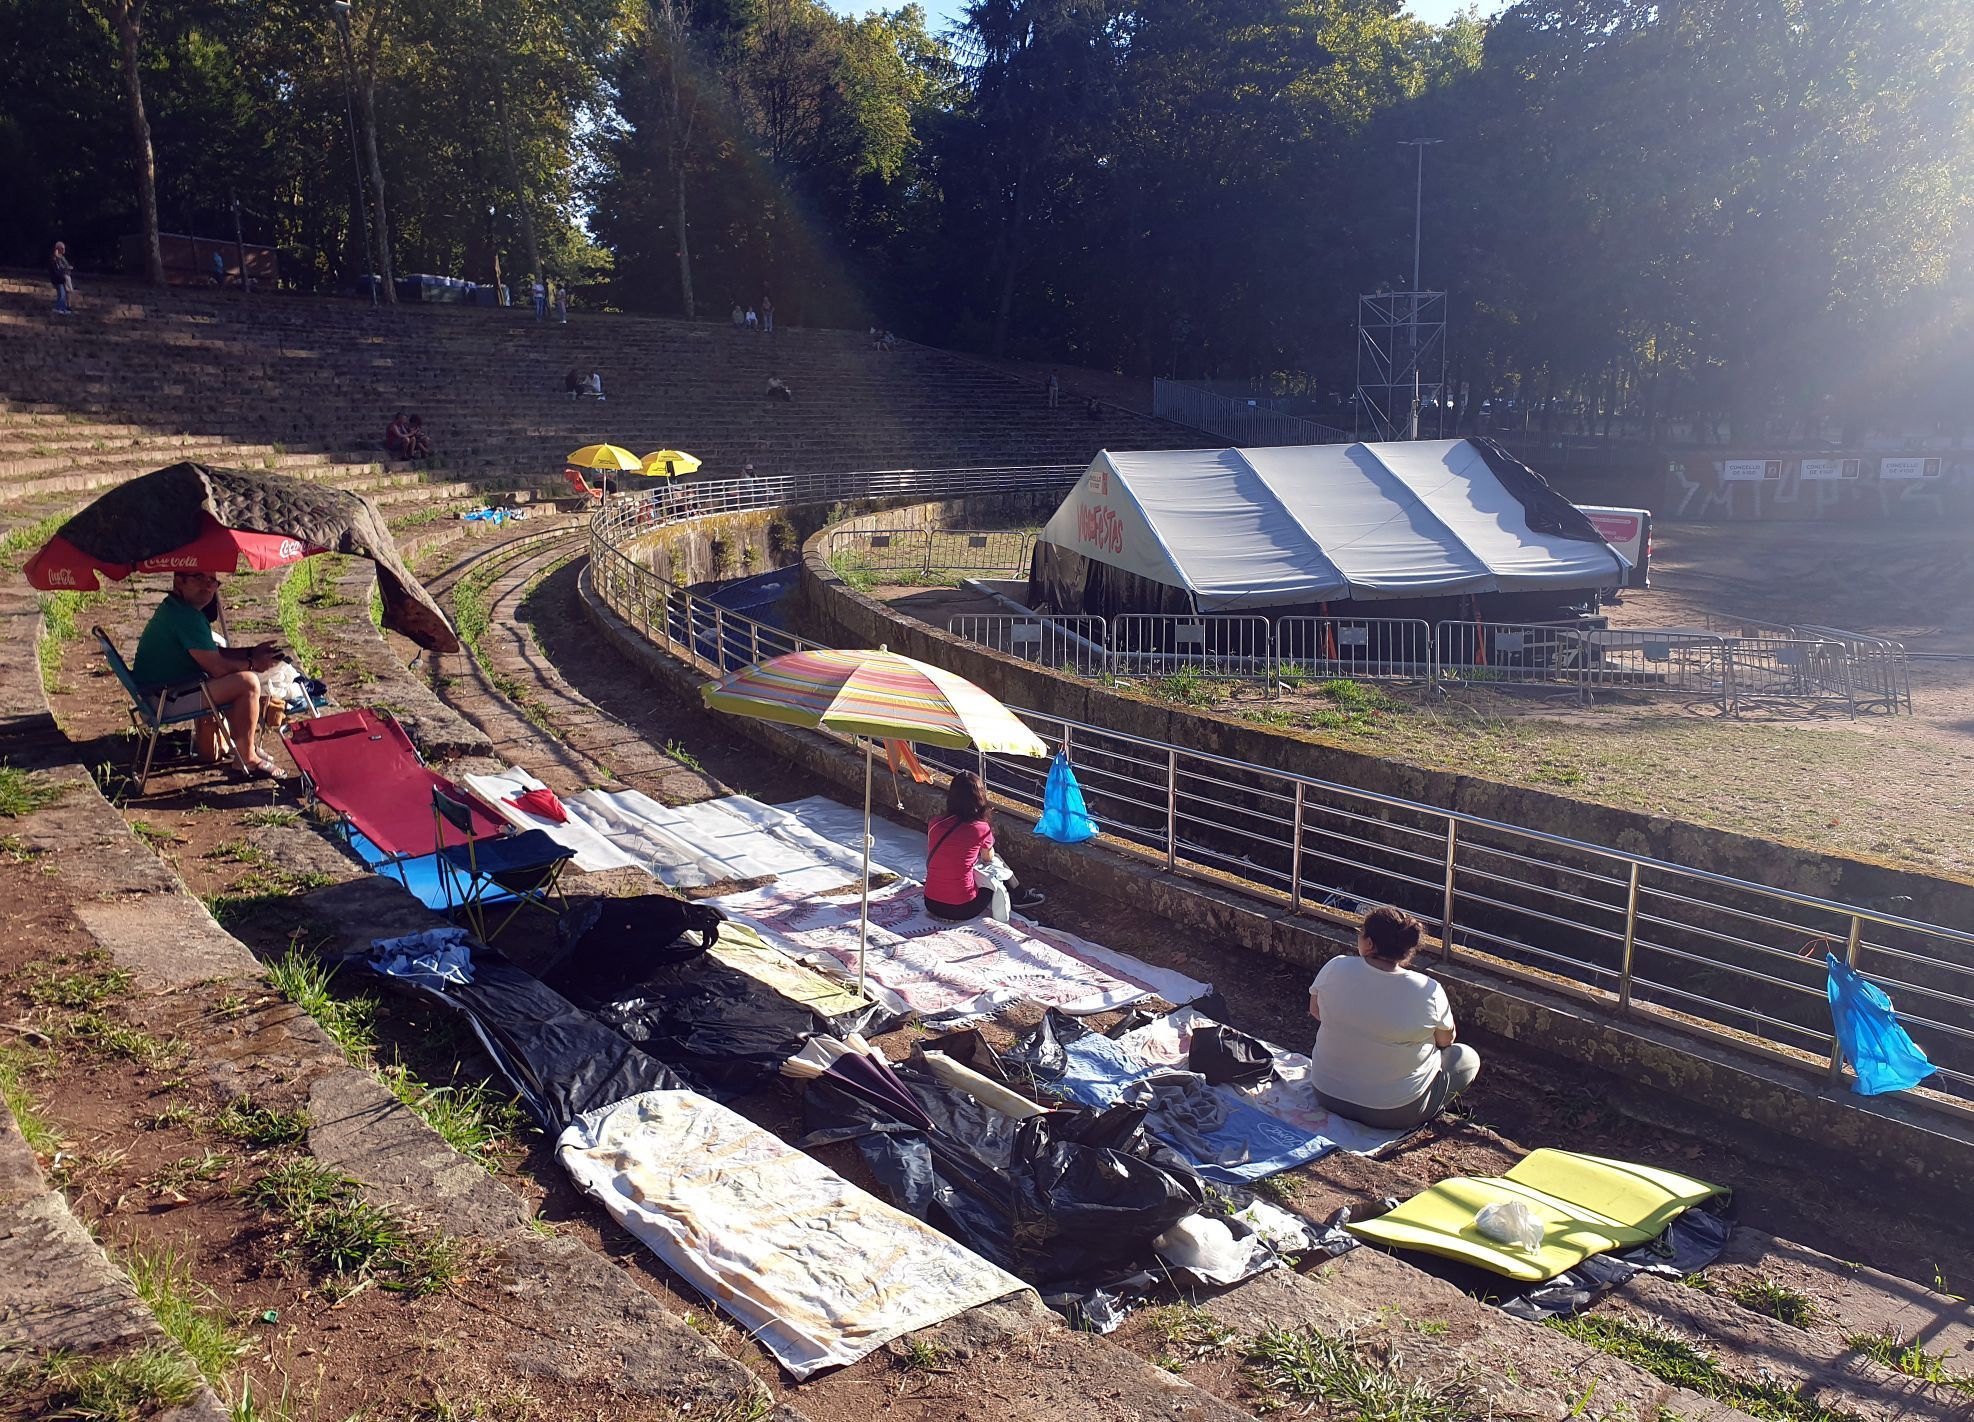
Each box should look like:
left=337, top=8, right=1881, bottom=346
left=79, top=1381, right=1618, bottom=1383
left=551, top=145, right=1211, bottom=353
left=132, top=570, right=285, bottom=780
left=384, top=410, right=413, bottom=458
left=405, top=414, right=433, bottom=460
left=924, top=770, right=1045, bottom=921
left=1307, top=905, right=1480, bottom=1130
left=765, top=375, right=793, bottom=402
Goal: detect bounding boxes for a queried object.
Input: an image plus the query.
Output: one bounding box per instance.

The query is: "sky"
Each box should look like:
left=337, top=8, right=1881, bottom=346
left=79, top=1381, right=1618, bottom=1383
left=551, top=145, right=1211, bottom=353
left=823, top=0, right=1508, bottom=40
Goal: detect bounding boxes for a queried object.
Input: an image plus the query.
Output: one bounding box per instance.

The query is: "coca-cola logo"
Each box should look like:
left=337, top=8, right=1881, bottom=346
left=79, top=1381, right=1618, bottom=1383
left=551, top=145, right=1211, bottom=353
left=279, top=540, right=304, bottom=561
left=1077, top=503, right=1125, bottom=555
left=44, top=566, right=77, bottom=588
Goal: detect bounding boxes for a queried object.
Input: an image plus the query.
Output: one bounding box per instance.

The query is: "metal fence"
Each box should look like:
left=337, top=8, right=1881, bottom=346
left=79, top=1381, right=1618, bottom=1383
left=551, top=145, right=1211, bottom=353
left=947, top=613, right=1110, bottom=676
left=824, top=527, right=1036, bottom=579
left=1276, top=616, right=1435, bottom=682
left=1152, top=379, right=1350, bottom=445
left=588, top=476, right=1974, bottom=1114
left=1112, top=613, right=1273, bottom=681
left=1705, top=613, right=1912, bottom=714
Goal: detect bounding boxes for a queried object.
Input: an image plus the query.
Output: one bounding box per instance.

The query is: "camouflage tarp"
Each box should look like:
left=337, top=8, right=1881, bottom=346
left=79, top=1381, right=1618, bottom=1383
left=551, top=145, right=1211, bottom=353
left=50, top=462, right=458, bottom=652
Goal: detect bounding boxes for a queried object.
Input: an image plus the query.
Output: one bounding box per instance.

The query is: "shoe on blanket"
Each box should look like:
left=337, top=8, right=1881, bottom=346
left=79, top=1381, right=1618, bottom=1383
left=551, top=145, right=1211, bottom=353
left=1013, top=888, right=1046, bottom=910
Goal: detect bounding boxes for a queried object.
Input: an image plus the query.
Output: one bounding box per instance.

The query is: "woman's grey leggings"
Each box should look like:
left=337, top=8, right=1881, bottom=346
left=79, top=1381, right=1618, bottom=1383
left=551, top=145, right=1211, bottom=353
left=1316, top=1044, right=1481, bottom=1131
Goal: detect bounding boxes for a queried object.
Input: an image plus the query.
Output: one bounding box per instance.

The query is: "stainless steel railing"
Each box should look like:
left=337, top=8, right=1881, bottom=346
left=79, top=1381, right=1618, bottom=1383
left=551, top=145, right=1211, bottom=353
left=587, top=473, right=1973, bottom=1111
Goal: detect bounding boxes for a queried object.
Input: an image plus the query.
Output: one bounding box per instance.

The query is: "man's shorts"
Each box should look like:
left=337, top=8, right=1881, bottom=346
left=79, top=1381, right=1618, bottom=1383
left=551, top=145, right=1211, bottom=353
left=151, top=671, right=259, bottom=721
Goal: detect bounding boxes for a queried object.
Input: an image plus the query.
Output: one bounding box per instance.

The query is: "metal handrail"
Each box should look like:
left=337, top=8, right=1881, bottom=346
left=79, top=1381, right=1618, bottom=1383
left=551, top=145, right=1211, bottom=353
left=585, top=470, right=1974, bottom=1111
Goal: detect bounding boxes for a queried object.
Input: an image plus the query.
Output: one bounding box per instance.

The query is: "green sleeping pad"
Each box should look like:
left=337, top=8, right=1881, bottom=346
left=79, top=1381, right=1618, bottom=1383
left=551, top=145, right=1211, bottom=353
left=1345, top=1149, right=1725, bottom=1282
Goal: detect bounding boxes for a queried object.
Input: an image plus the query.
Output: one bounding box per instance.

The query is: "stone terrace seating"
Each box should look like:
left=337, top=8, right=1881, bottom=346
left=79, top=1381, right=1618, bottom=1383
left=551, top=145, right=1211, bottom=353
left=0, top=271, right=1205, bottom=505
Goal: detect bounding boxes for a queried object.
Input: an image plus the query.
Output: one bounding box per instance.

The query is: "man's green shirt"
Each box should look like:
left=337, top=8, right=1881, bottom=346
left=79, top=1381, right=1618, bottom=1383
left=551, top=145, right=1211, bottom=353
left=132, top=594, right=215, bottom=686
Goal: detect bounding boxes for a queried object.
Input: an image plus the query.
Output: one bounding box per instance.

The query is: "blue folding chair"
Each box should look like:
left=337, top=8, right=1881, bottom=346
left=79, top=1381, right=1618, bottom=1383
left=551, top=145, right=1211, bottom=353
left=95, top=626, right=234, bottom=792
left=430, top=787, right=573, bottom=942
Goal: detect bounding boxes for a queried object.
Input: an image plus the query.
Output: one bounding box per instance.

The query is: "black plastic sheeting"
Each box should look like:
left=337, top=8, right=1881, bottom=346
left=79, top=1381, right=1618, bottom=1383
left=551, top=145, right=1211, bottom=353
left=542, top=895, right=890, bottom=1100
left=367, top=947, right=684, bottom=1134
left=1497, top=1205, right=1733, bottom=1321
left=800, top=1027, right=1208, bottom=1298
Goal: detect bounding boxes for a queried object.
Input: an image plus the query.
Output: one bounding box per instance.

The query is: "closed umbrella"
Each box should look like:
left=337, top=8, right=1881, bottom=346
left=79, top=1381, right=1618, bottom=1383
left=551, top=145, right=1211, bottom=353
left=701, top=647, right=1048, bottom=992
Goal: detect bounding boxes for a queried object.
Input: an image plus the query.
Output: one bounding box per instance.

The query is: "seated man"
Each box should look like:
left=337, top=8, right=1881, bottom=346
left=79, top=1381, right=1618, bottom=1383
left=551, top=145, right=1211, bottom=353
left=583, top=372, right=605, bottom=401
left=132, top=570, right=285, bottom=779
left=765, top=375, right=793, bottom=402
left=384, top=410, right=412, bottom=458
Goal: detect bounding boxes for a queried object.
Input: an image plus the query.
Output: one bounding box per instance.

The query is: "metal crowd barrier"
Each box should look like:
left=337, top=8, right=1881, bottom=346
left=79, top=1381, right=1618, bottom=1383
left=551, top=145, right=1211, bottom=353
left=587, top=475, right=1970, bottom=1109
left=947, top=613, right=1110, bottom=676
left=824, top=526, right=1037, bottom=579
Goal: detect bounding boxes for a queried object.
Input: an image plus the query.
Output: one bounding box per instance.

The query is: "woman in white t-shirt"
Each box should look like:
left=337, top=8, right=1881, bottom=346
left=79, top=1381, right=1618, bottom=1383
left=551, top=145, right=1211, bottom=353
left=1307, top=906, right=1480, bottom=1129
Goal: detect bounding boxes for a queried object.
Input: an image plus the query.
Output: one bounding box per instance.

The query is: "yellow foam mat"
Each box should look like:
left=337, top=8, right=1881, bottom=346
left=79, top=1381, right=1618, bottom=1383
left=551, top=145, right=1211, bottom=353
left=1345, top=1149, right=1723, bottom=1283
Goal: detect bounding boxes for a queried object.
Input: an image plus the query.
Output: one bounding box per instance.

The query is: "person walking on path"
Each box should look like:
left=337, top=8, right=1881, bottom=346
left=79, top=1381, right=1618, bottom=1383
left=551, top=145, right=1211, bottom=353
left=761, top=296, right=774, bottom=334
left=1046, top=369, right=1060, bottom=409
left=49, top=241, right=73, bottom=315
left=532, top=275, right=547, bottom=320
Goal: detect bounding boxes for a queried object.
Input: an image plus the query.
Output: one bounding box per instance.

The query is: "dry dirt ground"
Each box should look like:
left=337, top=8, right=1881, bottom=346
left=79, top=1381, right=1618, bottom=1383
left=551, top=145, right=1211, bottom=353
left=883, top=521, right=1974, bottom=880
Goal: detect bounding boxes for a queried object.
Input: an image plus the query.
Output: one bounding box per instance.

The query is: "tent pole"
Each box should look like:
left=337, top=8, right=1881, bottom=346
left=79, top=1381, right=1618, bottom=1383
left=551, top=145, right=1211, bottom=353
left=858, top=740, right=872, bottom=999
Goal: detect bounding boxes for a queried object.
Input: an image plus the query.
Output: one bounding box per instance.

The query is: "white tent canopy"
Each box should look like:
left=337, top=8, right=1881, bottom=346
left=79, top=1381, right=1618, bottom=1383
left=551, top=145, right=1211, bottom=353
left=1036, top=439, right=1631, bottom=611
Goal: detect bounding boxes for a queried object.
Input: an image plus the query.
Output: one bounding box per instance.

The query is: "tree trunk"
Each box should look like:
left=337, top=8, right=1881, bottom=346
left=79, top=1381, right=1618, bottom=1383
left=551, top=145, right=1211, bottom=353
left=989, top=154, right=1031, bottom=358
left=356, top=72, right=397, bottom=303
left=495, top=92, right=543, bottom=300
left=674, top=159, right=695, bottom=318
left=114, top=3, right=164, bottom=286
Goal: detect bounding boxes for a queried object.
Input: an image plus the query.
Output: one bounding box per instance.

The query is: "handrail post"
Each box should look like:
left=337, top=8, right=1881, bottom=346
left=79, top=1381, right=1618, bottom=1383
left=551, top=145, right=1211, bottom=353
left=1829, top=914, right=1863, bottom=1085
left=714, top=606, right=727, bottom=672
left=1618, top=861, right=1640, bottom=1011
left=1439, top=821, right=1458, bottom=962
left=1165, top=748, right=1178, bottom=871
left=1289, top=782, right=1306, bottom=911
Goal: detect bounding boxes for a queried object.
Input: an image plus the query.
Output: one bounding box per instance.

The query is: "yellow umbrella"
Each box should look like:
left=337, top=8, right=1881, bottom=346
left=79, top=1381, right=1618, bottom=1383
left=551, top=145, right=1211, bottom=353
left=639, top=449, right=701, bottom=478
left=565, top=443, right=644, bottom=471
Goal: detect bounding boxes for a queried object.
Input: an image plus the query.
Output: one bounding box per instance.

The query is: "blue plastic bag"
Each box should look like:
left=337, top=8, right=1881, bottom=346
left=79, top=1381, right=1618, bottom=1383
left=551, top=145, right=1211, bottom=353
left=1033, top=751, right=1099, bottom=844
left=1826, top=952, right=1934, bottom=1096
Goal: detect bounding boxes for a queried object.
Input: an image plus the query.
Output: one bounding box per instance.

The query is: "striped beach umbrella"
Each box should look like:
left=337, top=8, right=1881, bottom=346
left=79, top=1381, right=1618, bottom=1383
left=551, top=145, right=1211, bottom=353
left=702, top=647, right=1047, bottom=991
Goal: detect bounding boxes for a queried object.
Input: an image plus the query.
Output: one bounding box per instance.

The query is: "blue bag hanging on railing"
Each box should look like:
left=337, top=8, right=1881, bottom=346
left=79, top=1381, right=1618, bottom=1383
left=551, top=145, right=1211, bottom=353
left=1826, top=952, right=1935, bottom=1096
left=1033, top=750, right=1099, bottom=844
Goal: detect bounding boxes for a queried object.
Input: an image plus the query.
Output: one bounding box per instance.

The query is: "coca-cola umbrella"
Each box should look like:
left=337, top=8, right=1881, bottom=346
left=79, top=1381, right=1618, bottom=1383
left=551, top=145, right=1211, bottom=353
left=22, top=461, right=459, bottom=652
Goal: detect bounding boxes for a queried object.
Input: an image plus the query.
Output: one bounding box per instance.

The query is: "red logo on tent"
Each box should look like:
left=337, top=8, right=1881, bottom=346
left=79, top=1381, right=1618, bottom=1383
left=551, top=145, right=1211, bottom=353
left=1078, top=504, right=1124, bottom=555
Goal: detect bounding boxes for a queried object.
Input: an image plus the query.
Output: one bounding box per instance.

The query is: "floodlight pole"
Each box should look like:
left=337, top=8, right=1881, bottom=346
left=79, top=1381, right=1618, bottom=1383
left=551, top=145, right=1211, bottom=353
left=1399, top=139, right=1442, bottom=439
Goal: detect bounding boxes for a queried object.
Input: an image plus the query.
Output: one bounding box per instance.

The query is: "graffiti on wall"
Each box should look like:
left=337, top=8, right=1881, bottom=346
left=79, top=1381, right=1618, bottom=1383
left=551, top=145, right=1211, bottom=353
left=1664, top=453, right=1969, bottom=520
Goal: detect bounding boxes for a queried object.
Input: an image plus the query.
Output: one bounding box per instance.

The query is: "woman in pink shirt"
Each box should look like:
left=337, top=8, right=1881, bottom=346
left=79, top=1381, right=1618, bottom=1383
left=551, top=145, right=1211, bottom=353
left=925, top=771, right=1046, bottom=920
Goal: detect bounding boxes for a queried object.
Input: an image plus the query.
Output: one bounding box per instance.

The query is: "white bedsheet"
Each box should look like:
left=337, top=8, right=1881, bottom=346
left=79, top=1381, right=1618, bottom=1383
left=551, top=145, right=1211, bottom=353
left=558, top=1090, right=1027, bottom=1377
left=463, top=769, right=641, bottom=873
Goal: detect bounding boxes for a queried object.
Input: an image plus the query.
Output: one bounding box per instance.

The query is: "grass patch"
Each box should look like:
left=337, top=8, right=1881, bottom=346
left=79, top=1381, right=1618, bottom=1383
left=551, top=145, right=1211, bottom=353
left=61, top=1011, right=176, bottom=1065
left=215, top=1095, right=310, bottom=1149
left=0, top=1045, right=58, bottom=1155
left=663, top=739, right=705, bottom=774
left=37, top=588, right=105, bottom=691
left=1729, top=1277, right=1818, bottom=1329
left=451, top=564, right=497, bottom=654
left=0, top=762, right=66, bottom=818
left=242, top=807, right=301, bottom=829
left=246, top=1158, right=458, bottom=1295
left=1847, top=1332, right=1974, bottom=1394
left=200, top=866, right=336, bottom=926
left=0, top=512, right=68, bottom=568
left=204, top=839, right=273, bottom=867
left=1243, top=1324, right=1480, bottom=1420
left=22, top=950, right=132, bottom=1008
left=275, top=559, right=332, bottom=678
left=265, top=949, right=378, bottom=1058
left=128, top=818, right=182, bottom=849
left=126, top=1243, right=251, bottom=1381
left=379, top=1063, right=523, bottom=1171
left=1548, top=1313, right=1860, bottom=1420
left=894, top=1336, right=947, bottom=1372
left=37, top=1343, right=203, bottom=1420
left=1150, top=665, right=1220, bottom=708
left=1144, top=1306, right=1236, bottom=1374
left=826, top=548, right=877, bottom=594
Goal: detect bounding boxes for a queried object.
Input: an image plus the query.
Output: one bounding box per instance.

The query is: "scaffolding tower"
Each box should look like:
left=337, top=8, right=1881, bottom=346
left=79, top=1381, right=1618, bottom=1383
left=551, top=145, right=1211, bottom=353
left=1355, top=290, right=1447, bottom=441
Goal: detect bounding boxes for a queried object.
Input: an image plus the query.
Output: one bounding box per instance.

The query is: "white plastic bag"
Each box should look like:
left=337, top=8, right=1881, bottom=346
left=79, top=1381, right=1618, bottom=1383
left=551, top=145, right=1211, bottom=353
left=1154, top=1216, right=1245, bottom=1276
left=976, top=856, right=1013, bottom=922
left=1476, top=1200, right=1544, bottom=1252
